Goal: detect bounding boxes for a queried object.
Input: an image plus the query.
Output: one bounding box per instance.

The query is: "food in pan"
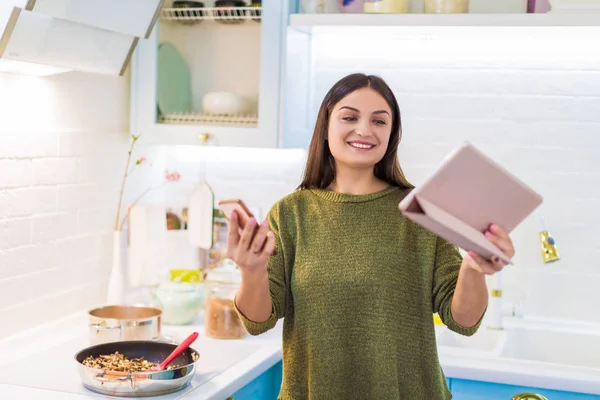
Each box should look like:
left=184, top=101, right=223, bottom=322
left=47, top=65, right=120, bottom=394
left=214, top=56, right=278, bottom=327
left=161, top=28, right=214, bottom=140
left=82, top=351, right=179, bottom=372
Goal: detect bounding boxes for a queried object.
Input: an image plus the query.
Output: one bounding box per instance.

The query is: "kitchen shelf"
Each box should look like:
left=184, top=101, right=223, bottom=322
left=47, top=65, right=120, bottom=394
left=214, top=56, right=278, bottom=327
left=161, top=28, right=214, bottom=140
left=161, top=7, right=262, bottom=23
left=159, top=112, right=258, bottom=127
left=289, top=12, right=600, bottom=30
left=130, top=0, right=285, bottom=148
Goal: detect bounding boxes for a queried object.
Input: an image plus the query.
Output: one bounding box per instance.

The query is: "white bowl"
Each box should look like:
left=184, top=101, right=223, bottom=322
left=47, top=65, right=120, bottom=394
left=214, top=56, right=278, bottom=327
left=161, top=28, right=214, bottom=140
left=202, top=92, right=248, bottom=115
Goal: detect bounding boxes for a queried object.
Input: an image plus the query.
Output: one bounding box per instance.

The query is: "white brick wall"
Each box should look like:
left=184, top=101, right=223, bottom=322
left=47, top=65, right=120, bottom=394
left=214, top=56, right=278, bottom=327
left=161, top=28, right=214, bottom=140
left=0, top=71, right=131, bottom=338
left=307, top=32, right=600, bottom=324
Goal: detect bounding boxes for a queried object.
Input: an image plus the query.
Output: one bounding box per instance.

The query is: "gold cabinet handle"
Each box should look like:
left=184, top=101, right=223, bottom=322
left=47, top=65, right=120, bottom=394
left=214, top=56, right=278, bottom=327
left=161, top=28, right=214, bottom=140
left=198, top=133, right=211, bottom=144
left=512, top=393, right=548, bottom=400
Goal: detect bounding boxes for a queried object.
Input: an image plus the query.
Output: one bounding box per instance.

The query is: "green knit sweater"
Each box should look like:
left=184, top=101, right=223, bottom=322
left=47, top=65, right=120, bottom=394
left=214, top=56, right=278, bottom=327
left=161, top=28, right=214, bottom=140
left=235, top=186, right=483, bottom=400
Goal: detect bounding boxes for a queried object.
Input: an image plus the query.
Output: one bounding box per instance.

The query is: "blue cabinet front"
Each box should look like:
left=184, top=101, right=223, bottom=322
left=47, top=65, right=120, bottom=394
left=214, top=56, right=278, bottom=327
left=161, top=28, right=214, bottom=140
left=231, top=361, right=283, bottom=400
left=451, top=378, right=600, bottom=400
left=231, top=368, right=600, bottom=400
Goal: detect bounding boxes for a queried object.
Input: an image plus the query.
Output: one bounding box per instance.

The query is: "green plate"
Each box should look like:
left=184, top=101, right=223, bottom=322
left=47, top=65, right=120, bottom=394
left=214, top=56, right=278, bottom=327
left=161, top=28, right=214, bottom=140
left=157, top=43, right=192, bottom=116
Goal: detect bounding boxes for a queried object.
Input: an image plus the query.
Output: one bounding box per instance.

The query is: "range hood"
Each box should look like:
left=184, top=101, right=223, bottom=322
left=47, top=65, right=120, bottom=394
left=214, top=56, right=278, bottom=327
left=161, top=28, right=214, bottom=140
left=0, top=0, right=164, bottom=76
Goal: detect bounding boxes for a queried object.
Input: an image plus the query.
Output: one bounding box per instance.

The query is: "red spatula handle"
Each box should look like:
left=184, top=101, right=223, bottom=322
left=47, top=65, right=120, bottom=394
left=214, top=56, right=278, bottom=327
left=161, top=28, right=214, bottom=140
left=158, top=332, right=199, bottom=370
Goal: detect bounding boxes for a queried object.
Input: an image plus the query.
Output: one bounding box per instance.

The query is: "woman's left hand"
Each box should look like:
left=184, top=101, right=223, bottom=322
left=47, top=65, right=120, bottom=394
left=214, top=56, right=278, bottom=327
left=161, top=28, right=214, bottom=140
left=462, top=223, right=515, bottom=275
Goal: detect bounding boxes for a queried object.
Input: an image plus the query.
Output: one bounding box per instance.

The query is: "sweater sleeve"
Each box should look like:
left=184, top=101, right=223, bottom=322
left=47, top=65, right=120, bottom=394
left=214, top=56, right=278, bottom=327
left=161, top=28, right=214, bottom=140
left=234, top=204, right=288, bottom=336
left=431, top=236, right=484, bottom=337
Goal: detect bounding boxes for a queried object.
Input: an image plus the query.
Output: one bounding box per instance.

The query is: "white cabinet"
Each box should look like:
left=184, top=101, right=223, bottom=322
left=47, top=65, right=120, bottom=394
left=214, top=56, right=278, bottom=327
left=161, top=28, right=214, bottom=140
left=130, top=0, right=290, bottom=148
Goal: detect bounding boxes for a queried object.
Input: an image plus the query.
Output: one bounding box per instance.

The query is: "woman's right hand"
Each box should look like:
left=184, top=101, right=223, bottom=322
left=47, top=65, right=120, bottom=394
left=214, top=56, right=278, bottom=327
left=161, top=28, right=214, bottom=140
left=226, top=210, right=275, bottom=274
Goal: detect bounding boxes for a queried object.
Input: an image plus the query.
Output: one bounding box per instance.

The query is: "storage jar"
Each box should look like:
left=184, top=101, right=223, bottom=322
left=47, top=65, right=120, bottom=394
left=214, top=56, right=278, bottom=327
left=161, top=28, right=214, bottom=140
left=424, top=0, right=469, bottom=13
left=204, top=265, right=247, bottom=339
left=363, top=0, right=408, bottom=13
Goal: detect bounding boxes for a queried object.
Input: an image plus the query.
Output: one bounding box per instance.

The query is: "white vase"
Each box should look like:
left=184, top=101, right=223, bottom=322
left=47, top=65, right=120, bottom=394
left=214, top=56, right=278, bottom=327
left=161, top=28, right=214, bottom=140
left=106, top=230, right=127, bottom=304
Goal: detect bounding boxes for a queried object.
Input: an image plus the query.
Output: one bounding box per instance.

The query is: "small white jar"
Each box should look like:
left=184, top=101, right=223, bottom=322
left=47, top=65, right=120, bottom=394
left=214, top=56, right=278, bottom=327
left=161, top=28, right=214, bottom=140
left=155, top=282, right=204, bottom=325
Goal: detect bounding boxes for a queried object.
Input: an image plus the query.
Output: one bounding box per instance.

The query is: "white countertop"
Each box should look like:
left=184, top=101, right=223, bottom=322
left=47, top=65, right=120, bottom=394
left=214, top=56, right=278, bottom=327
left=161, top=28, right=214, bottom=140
left=1, top=312, right=600, bottom=399
left=0, top=311, right=283, bottom=400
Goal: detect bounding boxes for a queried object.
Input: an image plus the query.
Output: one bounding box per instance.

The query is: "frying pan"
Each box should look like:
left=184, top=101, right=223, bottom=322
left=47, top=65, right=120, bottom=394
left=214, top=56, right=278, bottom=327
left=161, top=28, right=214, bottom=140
left=74, top=340, right=200, bottom=397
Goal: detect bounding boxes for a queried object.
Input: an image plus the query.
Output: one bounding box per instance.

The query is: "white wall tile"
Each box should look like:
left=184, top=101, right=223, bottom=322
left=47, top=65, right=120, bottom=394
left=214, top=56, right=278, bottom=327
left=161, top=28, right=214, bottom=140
left=31, top=213, right=78, bottom=244
left=58, top=132, right=85, bottom=157
left=0, top=218, right=31, bottom=249
left=0, top=160, right=33, bottom=189
left=0, top=187, right=56, bottom=217
left=0, top=132, right=59, bottom=159
left=0, top=282, right=105, bottom=338
left=0, top=71, right=130, bottom=339
left=32, top=158, right=79, bottom=185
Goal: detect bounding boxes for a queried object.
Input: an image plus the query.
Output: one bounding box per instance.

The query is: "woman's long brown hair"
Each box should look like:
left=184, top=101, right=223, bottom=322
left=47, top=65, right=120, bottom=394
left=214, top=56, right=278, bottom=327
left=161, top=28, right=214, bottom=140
left=297, top=73, right=413, bottom=191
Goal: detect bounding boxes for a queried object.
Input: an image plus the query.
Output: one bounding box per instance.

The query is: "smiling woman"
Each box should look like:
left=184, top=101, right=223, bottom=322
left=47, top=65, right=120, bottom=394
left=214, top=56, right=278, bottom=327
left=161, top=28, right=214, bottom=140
left=227, top=73, right=515, bottom=400
left=298, top=73, right=412, bottom=192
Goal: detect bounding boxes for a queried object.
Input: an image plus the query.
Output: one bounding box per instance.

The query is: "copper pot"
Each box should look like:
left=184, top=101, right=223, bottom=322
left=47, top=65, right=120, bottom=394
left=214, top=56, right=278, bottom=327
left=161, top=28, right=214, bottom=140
left=88, top=305, right=162, bottom=345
